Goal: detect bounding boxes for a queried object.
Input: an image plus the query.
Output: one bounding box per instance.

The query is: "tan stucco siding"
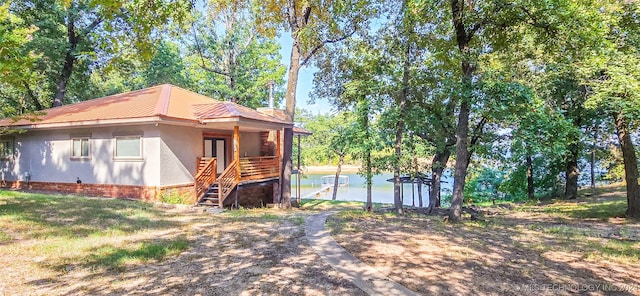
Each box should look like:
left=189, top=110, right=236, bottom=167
left=0, top=126, right=162, bottom=186
left=239, top=132, right=261, bottom=157
left=159, top=124, right=201, bottom=186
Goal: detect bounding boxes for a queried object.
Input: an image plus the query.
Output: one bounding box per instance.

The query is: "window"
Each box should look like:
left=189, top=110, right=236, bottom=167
left=0, top=139, right=13, bottom=158
left=115, top=136, right=142, bottom=159
left=71, top=138, right=90, bottom=158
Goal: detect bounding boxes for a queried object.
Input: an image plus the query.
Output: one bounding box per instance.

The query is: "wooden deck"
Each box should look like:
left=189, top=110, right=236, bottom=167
left=195, top=156, right=280, bottom=207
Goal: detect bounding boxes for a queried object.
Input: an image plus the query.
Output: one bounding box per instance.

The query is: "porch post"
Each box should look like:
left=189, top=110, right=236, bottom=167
left=274, top=129, right=281, bottom=204
left=276, top=129, right=281, bottom=174
left=234, top=125, right=240, bottom=180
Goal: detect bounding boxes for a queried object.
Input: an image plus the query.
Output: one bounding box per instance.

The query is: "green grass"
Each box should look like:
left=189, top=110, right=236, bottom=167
left=86, top=237, right=189, bottom=271
left=300, top=198, right=388, bottom=211
left=515, top=199, right=627, bottom=220
left=468, top=199, right=513, bottom=207
left=0, top=230, right=10, bottom=243
left=594, top=239, right=640, bottom=261
left=0, top=190, right=189, bottom=272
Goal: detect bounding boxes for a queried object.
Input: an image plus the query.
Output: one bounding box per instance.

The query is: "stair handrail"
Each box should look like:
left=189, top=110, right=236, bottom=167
left=218, top=159, right=240, bottom=208
left=194, top=158, right=217, bottom=202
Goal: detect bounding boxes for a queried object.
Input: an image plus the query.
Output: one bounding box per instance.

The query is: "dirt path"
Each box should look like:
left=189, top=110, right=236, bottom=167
left=306, top=212, right=417, bottom=296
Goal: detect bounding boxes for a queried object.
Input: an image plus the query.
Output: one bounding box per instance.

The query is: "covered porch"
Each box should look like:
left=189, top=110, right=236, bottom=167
left=193, top=119, right=285, bottom=208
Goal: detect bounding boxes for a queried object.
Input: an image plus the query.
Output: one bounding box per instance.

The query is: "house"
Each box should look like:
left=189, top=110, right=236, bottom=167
left=0, top=84, right=297, bottom=208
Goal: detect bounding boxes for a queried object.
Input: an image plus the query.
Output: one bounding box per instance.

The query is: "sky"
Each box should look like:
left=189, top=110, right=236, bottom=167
left=277, top=35, right=333, bottom=115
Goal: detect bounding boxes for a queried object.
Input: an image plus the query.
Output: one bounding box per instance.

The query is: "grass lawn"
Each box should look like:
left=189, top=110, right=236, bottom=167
left=3, top=187, right=639, bottom=295
left=0, top=190, right=363, bottom=295
left=0, top=191, right=189, bottom=270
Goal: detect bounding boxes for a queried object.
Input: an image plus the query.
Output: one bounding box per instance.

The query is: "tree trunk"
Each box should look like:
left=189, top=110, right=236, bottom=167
left=280, top=38, right=302, bottom=209
left=591, top=126, right=597, bottom=194
left=428, top=149, right=450, bottom=213
left=393, top=119, right=404, bottom=214
left=364, top=111, right=373, bottom=212
left=613, top=112, right=640, bottom=218
left=393, top=39, right=410, bottom=215
left=526, top=153, right=534, bottom=199
left=565, top=143, right=579, bottom=199
left=418, top=181, right=423, bottom=208
left=53, top=16, right=79, bottom=107
left=448, top=0, right=476, bottom=222
left=332, top=153, right=344, bottom=200
left=450, top=98, right=471, bottom=222
left=366, top=149, right=373, bottom=212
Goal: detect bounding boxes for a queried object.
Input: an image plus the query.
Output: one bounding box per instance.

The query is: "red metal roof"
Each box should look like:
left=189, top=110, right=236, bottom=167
left=0, top=84, right=291, bottom=128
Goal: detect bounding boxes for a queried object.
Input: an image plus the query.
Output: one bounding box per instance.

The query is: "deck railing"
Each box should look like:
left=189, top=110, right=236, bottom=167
left=194, top=158, right=217, bottom=200
left=195, top=156, right=280, bottom=207
left=197, top=157, right=214, bottom=172
left=239, top=156, right=279, bottom=181
left=218, top=159, right=239, bottom=208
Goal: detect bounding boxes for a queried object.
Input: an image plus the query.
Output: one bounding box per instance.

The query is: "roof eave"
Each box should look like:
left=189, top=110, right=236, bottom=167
left=201, top=117, right=292, bottom=129
left=7, top=116, right=200, bottom=130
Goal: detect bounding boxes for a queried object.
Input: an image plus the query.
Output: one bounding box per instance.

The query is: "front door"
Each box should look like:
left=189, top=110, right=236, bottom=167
left=204, top=138, right=227, bottom=174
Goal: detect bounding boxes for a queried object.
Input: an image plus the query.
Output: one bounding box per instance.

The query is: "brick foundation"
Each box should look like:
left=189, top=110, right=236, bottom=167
left=1, top=180, right=278, bottom=208
left=0, top=180, right=195, bottom=202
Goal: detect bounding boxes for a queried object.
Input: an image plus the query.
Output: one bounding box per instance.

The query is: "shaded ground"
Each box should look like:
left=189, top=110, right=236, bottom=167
left=3, top=188, right=639, bottom=295
left=327, top=191, right=640, bottom=296
left=0, top=191, right=364, bottom=295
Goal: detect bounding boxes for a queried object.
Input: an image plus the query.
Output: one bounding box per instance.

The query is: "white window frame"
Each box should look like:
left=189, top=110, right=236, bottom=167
left=114, top=136, right=143, bottom=160
left=71, top=137, right=90, bottom=159
left=0, top=138, right=14, bottom=159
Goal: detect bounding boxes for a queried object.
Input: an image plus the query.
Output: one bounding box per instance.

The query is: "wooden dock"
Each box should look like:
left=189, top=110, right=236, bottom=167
left=299, top=185, right=333, bottom=199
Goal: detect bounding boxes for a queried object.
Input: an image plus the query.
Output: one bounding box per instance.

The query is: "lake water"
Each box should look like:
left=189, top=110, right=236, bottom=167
left=291, top=172, right=453, bottom=206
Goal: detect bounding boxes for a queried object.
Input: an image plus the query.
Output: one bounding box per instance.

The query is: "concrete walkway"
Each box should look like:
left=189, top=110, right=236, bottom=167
left=305, top=212, right=418, bottom=296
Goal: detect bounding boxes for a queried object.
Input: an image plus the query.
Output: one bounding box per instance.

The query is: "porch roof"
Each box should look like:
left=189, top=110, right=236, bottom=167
left=0, top=84, right=292, bottom=130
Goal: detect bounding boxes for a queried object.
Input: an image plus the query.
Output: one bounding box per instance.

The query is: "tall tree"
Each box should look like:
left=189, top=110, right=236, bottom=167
left=259, top=0, right=369, bottom=208
left=313, top=37, right=384, bottom=211
left=7, top=0, right=192, bottom=109
left=143, top=41, right=192, bottom=89
left=584, top=1, right=640, bottom=217
left=0, top=1, right=42, bottom=116
left=190, top=1, right=285, bottom=108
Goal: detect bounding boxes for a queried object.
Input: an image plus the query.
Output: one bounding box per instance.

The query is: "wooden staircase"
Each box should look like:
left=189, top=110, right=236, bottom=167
left=197, top=183, right=221, bottom=207
left=194, top=156, right=279, bottom=209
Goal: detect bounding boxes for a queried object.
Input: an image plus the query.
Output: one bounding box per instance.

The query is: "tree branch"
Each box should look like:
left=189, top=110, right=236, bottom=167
left=191, top=22, right=230, bottom=77
left=80, top=17, right=103, bottom=37
left=520, top=7, right=555, bottom=33
left=469, top=116, right=487, bottom=148
left=22, top=81, right=43, bottom=111
left=300, top=31, right=356, bottom=66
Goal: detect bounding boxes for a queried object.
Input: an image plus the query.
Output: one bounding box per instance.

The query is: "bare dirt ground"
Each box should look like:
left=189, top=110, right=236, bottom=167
left=327, top=199, right=640, bottom=296
left=1, top=206, right=365, bottom=296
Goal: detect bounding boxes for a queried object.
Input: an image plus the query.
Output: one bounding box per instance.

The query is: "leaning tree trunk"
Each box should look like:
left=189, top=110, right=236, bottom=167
left=613, top=112, right=640, bottom=218
left=428, top=149, right=451, bottom=213
left=53, top=16, right=80, bottom=107
left=332, top=153, right=344, bottom=200
left=526, top=153, right=535, bottom=199
left=280, top=38, right=302, bottom=209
